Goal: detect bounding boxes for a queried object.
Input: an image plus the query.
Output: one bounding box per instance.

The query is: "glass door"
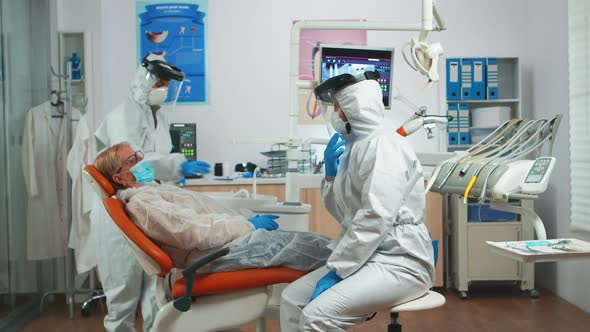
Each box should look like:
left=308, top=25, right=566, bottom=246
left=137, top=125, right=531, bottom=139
left=0, top=0, right=57, bottom=327
left=0, top=1, right=10, bottom=319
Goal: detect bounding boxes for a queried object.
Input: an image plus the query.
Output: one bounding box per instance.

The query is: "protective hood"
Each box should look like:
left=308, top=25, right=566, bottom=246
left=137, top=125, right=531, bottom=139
left=129, top=66, right=158, bottom=105
left=129, top=53, right=167, bottom=105
left=334, top=79, right=385, bottom=140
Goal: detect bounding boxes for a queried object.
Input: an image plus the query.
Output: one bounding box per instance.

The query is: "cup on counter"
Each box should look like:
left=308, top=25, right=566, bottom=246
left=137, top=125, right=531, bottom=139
left=214, top=162, right=232, bottom=177
left=214, top=163, right=223, bottom=176
left=222, top=162, right=231, bottom=177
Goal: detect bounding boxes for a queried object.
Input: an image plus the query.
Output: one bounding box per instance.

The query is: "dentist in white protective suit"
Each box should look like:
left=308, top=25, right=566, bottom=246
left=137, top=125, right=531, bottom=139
left=90, top=54, right=210, bottom=332
left=280, top=72, right=435, bottom=331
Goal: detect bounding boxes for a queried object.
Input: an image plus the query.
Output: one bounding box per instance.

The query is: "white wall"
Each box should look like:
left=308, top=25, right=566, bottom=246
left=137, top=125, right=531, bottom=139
left=72, top=0, right=530, bottom=169
left=526, top=0, right=590, bottom=314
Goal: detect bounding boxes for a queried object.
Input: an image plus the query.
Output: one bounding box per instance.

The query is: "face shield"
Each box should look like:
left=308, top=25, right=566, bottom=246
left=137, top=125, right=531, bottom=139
left=141, top=55, right=185, bottom=109
left=314, top=71, right=381, bottom=135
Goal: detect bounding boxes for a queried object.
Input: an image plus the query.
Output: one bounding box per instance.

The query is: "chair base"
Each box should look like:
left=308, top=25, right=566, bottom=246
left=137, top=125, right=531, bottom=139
left=388, top=312, right=402, bottom=332
left=80, top=290, right=105, bottom=317
left=152, top=287, right=270, bottom=332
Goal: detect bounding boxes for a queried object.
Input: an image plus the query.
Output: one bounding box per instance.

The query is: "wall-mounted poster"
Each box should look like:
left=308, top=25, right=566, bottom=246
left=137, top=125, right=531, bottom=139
left=137, top=1, right=208, bottom=104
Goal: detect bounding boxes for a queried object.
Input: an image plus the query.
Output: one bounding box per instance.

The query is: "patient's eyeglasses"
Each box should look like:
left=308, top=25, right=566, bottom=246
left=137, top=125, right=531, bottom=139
left=115, top=150, right=144, bottom=174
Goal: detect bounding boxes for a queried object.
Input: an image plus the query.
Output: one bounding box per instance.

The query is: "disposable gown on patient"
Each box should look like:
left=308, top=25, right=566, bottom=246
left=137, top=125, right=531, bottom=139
left=117, top=184, right=331, bottom=271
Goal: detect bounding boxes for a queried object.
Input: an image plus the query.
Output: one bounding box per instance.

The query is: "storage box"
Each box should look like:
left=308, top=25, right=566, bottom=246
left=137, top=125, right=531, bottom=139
left=470, top=127, right=494, bottom=144
left=467, top=203, right=517, bottom=222
left=471, top=106, right=511, bottom=128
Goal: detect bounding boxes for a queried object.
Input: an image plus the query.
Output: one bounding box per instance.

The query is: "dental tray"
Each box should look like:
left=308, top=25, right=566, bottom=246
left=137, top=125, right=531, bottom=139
left=486, top=238, right=590, bottom=263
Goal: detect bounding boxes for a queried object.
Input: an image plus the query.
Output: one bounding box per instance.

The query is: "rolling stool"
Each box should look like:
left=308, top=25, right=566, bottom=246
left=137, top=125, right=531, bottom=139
left=388, top=239, right=445, bottom=331
left=388, top=290, right=445, bottom=332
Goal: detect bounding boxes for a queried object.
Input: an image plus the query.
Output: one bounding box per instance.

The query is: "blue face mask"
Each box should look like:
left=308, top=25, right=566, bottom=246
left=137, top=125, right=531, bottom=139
left=130, top=160, right=155, bottom=184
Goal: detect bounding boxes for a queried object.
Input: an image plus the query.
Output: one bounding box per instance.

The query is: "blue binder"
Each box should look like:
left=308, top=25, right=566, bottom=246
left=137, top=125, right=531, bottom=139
left=487, top=58, right=499, bottom=99
left=471, top=58, right=486, bottom=100
left=447, top=104, right=459, bottom=145
left=458, top=103, right=471, bottom=144
left=460, top=59, right=473, bottom=100
left=446, top=58, right=461, bottom=100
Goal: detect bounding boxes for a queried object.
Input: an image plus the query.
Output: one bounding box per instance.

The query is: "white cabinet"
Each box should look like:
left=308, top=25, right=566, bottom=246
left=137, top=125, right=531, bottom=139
left=467, top=223, right=520, bottom=279
left=449, top=195, right=535, bottom=298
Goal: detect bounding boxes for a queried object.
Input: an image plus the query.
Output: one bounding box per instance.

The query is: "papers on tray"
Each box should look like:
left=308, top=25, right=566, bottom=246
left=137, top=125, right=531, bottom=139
left=486, top=238, right=590, bottom=263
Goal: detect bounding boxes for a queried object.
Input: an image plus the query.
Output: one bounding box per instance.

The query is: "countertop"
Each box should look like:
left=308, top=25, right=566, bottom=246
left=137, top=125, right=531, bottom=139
left=185, top=176, right=286, bottom=186
left=185, top=166, right=434, bottom=187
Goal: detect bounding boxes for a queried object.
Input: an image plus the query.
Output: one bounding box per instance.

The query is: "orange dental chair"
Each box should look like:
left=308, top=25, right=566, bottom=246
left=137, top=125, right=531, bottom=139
left=83, top=165, right=307, bottom=332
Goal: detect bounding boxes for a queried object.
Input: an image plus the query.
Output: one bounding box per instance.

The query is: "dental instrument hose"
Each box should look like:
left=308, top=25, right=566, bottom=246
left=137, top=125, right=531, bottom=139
left=463, top=167, right=482, bottom=204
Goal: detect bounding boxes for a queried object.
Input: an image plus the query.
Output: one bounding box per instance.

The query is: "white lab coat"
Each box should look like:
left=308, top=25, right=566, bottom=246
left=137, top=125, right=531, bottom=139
left=281, top=80, right=435, bottom=331
left=66, top=113, right=97, bottom=274
left=22, top=101, right=79, bottom=260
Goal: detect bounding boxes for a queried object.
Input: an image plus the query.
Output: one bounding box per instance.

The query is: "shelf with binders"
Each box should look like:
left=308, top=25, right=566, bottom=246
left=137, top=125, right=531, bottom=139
left=455, top=99, right=519, bottom=104
left=444, top=57, right=521, bottom=150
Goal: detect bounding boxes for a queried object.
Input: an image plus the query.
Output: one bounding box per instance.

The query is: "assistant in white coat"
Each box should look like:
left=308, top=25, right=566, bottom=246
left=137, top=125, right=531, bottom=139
left=66, top=113, right=98, bottom=274
left=281, top=78, right=435, bottom=331
left=91, top=55, right=186, bottom=332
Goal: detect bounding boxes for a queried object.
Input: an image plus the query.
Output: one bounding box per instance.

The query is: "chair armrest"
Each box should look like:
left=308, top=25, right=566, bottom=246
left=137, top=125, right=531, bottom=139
left=173, top=247, right=231, bottom=312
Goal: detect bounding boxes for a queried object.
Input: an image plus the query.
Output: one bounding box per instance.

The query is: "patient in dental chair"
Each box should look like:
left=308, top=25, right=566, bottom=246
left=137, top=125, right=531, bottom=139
left=94, top=142, right=331, bottom=272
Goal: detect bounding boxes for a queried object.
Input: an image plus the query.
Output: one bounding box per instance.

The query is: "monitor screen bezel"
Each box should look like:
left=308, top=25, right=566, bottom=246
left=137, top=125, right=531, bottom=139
left=318, top=44, right=395, bottom=109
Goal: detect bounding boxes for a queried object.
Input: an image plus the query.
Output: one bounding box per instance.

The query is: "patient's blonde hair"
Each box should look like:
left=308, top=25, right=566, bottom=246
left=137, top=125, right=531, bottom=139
left=94, top=142, right=131, bottom=189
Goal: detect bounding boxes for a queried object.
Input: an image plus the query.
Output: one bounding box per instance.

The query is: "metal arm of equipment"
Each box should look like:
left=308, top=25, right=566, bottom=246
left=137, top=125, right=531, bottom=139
left=394, top=92, right=449, bottom=139
left=491, top=201, right=547, bottom=240
left=397, top=112, right=449, bottom=139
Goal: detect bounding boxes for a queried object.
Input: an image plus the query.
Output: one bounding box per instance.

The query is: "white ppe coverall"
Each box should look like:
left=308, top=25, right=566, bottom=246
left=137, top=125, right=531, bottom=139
left=280, top=80, right=435, bottom=331
left=91, top=64, right=185, bottom=332
left=117, top=184, right=331, bottom=272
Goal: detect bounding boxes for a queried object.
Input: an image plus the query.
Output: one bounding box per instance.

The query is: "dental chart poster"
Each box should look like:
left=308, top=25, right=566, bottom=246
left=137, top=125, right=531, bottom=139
left=137, top=0, right=209, bottom=104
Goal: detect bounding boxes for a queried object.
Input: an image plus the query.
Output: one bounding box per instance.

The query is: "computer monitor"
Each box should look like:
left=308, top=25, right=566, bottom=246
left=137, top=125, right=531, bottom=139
left=169, top=123, right=197, bottom=161
left=319, top=44, right=394, bottom=108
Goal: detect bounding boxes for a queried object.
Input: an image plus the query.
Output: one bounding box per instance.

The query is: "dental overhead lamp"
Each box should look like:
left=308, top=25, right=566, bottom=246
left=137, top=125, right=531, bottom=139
left=401, top=0, right=446, bottom=83
left=402, top=32, right=444, bottom=84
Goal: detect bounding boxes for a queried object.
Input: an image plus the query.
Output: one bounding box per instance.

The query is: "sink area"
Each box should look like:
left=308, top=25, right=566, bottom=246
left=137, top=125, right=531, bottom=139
left=204, top=190, right=278, bottom=211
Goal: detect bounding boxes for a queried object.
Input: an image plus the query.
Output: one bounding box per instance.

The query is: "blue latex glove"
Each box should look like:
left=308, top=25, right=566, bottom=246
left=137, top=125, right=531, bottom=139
left=249, top=214, right=279, bottom=230
left=176, top=177, right=186, bottom=187
left=181, top=161, right=211, bottom=176
left=432, top=240, right=439, bottom=267
left=324, top=133, right=346, bottom=178
left=310, top=270, right=342, bottom=301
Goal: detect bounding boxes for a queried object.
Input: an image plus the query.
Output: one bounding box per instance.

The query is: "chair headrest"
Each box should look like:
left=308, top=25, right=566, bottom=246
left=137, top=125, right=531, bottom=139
left=83, top=165, right=117, bottom=197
